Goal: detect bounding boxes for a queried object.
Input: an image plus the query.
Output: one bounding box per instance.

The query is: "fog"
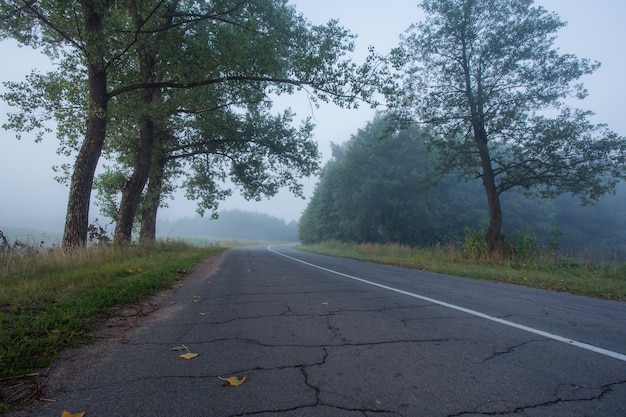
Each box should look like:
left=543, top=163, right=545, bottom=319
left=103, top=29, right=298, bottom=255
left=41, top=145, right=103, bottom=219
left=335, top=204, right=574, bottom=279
left=1, top=1, right=625, bottom=237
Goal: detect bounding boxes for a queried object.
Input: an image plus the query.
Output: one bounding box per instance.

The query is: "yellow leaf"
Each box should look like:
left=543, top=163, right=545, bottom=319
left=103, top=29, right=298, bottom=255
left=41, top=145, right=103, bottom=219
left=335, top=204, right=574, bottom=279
left=180, top=352, right=199, bottom=360
left=62, top=412, right=86, bottom=417
left=219, top=375, right=246, bottom=386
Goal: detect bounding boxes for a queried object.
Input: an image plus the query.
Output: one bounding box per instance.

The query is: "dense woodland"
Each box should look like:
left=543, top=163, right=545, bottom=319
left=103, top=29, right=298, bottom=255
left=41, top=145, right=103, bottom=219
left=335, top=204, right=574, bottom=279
left=299, top=116, right=626, bottom=259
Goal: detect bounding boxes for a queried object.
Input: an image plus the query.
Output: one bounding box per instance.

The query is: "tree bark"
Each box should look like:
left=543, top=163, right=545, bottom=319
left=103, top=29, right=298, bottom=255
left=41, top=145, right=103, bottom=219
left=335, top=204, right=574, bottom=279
left=460, top=36, right=502, bottom=255
left=113, top=2, right=174, bottom=244
left=139, top=150, right=166, bottom=242
left=113, top=98, right=155, bottom=244
left=112, top=17, right=155, bottom=243
left=473, top=124, right=502, bottom=254
left=62, top=3, right=108, bottom=249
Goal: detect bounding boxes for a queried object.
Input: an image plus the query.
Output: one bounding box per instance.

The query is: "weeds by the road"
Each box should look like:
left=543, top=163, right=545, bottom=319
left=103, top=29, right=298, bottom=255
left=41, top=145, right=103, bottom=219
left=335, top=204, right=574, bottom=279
left=0, top=240, right=224, bottom=392
left=298, top=241, right=625, bottom=301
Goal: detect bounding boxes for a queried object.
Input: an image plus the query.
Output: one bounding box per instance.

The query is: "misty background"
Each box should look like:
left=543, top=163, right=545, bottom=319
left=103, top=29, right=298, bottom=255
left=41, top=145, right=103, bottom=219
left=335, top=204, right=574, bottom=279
left=1, top=1, right=625, bottom=244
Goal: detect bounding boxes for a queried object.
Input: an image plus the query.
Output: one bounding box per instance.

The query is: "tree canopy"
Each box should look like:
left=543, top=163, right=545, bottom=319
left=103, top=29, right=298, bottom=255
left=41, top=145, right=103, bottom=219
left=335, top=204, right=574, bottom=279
left=387, top=0, right=626, bottom=253
left=1, top=0, right=380, bottom=247
left=299, top=115, right=487, bottom=245
left=299, top=115, right=626, bottom=259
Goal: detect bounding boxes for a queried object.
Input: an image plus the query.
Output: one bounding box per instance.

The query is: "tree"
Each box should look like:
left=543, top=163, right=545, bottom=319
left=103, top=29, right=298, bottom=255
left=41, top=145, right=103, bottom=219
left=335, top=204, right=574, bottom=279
left=2, top=0, right=141, bottom=248
left=388, top=0, right=626, bottom=253
left=96, top=104, right=319, bottom=241
left=299, top=115, right=488, bottom=245
left=2, top=0, right=380, bottom=247
left=95, top=0, right=334, bottom=243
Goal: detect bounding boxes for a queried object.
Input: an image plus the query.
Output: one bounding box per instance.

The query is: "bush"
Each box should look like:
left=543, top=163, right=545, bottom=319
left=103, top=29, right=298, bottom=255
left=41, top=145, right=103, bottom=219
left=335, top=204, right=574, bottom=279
left=462, top=227, right=537, bottom=262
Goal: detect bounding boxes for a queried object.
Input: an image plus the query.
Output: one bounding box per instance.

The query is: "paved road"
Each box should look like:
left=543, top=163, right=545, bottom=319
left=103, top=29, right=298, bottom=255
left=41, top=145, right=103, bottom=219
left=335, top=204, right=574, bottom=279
left=21, top=245, right=626, bottom=416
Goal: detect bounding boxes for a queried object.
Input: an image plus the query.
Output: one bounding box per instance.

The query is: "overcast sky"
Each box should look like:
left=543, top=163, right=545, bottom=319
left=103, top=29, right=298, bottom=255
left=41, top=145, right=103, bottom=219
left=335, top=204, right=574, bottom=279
left=1, top=1, right=625, bottom=232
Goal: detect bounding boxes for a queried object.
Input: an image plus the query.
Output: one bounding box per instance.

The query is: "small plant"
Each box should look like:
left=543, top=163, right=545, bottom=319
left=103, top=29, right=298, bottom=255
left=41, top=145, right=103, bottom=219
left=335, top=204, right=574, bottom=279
left=545, top=226, right=563, bottom=257
left=87, top=219, right=111, bottom=245
left=461, top=227, right=537, bottom=262
left=0, top=230, right=42, bottom=279
left=462, top=227, right=488, bottom=261
left=508, top=227, right=537, bottom=261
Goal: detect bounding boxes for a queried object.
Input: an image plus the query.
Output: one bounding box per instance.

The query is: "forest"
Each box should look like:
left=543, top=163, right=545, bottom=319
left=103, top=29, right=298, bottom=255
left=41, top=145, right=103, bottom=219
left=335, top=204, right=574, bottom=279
left=298, top=116, right=626, bottom=260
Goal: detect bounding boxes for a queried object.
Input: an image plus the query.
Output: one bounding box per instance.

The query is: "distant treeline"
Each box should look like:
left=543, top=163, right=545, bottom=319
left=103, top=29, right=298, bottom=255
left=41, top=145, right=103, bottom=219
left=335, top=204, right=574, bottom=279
left=0, top=209, right=299, bottom=246
left=298, top=116, right=626, bottom=259
left=158, top=209, right=299, bottom=242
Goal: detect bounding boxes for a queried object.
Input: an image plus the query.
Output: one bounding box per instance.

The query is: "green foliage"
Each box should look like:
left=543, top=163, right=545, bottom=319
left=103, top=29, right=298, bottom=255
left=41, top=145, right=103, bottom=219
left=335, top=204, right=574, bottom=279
left=0, top=238, right=223, bottom=381
left=462, top=227, right=488, bottom=261
left=387, top=0, right=626, bottom=251
left=300, top=115, right=485, bottom=245
left=299, top=114, right=625, bottom=259
left=462, top=226, right=537, bottom=262
left=1, top=0, right=381, bottom=246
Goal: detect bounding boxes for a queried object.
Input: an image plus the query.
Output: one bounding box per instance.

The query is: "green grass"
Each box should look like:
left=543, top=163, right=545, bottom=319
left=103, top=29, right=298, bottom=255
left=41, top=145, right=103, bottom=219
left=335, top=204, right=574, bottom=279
left=0, top=241, right=225, bottom=385
left=298, top=241, right=626, bottom=301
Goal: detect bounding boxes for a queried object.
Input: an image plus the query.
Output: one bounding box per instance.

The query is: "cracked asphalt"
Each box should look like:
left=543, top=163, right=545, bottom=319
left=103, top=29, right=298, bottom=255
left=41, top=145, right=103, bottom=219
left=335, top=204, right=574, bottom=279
left=20, top=245, right=626, bottom=416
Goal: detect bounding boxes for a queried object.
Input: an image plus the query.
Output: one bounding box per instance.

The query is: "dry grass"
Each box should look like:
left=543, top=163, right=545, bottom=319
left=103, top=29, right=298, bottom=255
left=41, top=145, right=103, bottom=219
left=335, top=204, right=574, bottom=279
left=298, top=241, right=626, bottom=301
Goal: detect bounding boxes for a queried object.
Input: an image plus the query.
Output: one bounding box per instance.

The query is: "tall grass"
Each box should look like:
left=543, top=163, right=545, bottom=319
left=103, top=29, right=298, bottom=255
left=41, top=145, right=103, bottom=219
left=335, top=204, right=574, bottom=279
left=299, top=240, right=625, bottom=301
left=0, top=240, right=224, bottom=385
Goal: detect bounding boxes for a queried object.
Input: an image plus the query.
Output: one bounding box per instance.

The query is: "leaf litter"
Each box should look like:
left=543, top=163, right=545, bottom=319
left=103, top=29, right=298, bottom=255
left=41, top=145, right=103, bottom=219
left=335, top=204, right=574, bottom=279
left=61, top=412, right=86, bottom=417
left=170, top=344, right=198, bottom=360
left=219, top=376, right=246, bottom=386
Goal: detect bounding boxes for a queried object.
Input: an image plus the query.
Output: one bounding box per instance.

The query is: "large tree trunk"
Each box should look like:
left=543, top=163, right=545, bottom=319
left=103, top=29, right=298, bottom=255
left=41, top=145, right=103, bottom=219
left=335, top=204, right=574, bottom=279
left=473, top=124, right=502, bottom=254
left=139, top=150, right=166, bottom=242
left=113, top=107, right=155, bottom=244
left=114, top=2, right=174, bottom=244
left=62, top=3, right=108, bottom=249
left=113, top=16, right=155, bottom=244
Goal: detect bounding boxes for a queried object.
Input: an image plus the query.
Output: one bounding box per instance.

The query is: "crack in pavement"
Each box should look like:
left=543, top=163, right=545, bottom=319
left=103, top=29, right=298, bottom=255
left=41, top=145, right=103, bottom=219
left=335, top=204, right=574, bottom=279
left=481, top=339, right=547, bottom=362
left=446, top=379, right=626, bottom=416
left=230, top=404, right=404, bottom=417
left=129, top=336, right=465, bottom=352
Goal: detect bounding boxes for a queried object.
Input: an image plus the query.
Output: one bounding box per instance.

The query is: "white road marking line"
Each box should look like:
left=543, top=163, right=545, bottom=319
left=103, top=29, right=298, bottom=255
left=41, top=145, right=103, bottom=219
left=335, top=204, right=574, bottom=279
left=268, top=246, right=626, bottom=362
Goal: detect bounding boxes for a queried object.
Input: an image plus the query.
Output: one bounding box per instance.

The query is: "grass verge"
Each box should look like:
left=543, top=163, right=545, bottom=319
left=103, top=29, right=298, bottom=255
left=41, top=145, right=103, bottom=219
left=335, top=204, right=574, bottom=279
left=298, top=241, right=626, bottom=301
left=0, top=241, right=224, bottom=392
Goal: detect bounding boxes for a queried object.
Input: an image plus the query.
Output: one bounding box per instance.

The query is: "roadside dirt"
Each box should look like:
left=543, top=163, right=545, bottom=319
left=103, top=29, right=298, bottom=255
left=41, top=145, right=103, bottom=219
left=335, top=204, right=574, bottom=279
left=2, top=251, right=226, bottom=416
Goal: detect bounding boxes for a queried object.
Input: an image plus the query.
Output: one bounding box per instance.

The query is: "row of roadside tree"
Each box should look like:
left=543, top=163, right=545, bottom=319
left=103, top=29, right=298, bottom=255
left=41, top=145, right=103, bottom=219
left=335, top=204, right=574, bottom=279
left=2, top=0, right=625, bottom=255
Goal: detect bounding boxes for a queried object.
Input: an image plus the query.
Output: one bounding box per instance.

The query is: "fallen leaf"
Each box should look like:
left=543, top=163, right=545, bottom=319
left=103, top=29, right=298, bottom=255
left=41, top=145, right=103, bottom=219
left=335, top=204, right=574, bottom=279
left=61, top=412, right=86, bottom=417
left=193, top=295, right=201, bottom=303
left=180, top=352, right=199, bottom=360
left=219, top=375, right=246, bottom=386
left=198, top=312, right=208, bottom=316
left=172, top=344, right=198, bottom=359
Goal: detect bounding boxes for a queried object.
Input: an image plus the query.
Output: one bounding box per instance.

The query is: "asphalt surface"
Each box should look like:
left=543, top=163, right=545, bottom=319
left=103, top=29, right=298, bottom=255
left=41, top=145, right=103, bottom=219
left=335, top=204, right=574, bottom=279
left=19, top=245, right=626, bottom=416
